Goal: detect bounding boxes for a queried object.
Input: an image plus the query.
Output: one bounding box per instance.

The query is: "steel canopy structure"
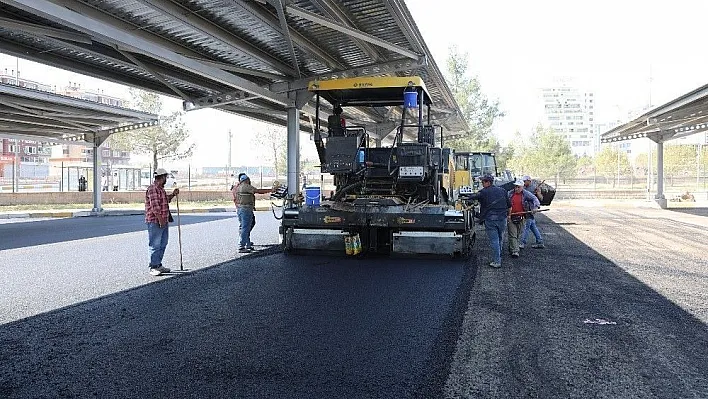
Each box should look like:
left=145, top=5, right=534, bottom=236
left=0, top=0, right=468, bottom=195
left=0, top=82, right=158, bottom=211
left=601, top=83, right=708, bottom=207
left=0, top=83, right=158, bottom=145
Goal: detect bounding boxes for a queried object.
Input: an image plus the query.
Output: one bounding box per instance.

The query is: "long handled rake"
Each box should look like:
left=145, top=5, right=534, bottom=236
left=175, top=194, right=183, bottom=271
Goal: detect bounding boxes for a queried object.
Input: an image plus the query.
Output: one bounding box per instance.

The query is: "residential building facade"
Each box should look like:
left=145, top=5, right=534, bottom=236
left=542, top=81, right=596, bottom=157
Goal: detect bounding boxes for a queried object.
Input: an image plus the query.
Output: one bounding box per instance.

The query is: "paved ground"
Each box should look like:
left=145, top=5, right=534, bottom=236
left=0, top=212, right=472, bottom=398
left=445, top=205, right=708, bottom=399
left=1, top=202, right=707, bottom=398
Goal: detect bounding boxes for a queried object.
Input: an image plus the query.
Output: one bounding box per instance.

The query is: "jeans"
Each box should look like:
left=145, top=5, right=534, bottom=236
left=147, top=222, right=169, bottom=267
left=484, top=218, right=506, bottom=264
left=237, top=207, right=254, bottom=248
left=521, top=217, right=543, bottom=245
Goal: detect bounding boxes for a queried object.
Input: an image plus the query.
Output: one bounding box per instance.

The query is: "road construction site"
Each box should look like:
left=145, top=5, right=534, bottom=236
left=1, top=202, right=706, bottom=398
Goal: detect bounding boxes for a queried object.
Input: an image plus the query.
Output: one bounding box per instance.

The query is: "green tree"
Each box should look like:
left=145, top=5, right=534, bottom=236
left=595, top=145, right=631, bottom=187
left=112, top=89, right=194, bottom=170
left=576, top=155, right=594, bottom=177
left=507, top=126, right=576, bottom=186
left=664, top=144, right=698, bottom=185
left=443, top=45, right=504, bottom=152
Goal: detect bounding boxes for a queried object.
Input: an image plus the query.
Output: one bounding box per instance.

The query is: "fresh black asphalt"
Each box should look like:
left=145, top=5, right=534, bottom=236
left=0, top=213, right=473, bottom=398
left=1, top=206, right=707, bottom=398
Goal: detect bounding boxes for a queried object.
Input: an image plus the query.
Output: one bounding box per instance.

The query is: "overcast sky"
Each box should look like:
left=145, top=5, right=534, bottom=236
left=406, top=0, right=708, bottom=138
left=2, top=0, right=707, bottom=167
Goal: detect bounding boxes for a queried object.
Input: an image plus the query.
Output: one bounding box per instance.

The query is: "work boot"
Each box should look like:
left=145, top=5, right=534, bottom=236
left=511, top=252, right=520, bottom=258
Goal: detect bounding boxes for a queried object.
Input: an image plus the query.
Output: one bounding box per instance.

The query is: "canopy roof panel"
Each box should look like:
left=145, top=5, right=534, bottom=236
left=601, top=84, right=708, bottom=144
left=0, top=0, right=467, bottom=141
left=0, top=82, right=158, bottom=144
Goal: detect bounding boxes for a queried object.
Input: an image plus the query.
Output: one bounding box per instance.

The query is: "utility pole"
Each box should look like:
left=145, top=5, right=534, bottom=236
left=227, top=129, right=232, bottom=187
left=227, top=129, right=232, bottom=173
left=648, top=64, right=653, bottom=109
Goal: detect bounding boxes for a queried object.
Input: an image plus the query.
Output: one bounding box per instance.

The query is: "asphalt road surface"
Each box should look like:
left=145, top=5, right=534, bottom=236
left=1, top=204, right=707, bottom=398
left=0, top=212, right=473, bottom=398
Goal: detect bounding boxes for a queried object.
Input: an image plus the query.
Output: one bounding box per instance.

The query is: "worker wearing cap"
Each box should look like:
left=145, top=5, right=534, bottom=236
left=235, top=174, right=270, bottom=253
left=232, top=172, right=256, bottom=243
left=464, top=174, right=511, bottom=268
left=520, top=175, right=544, bottom=249
left=507, top=180, right=540, bottom=257
left=145, top=167, right=179, bottom=276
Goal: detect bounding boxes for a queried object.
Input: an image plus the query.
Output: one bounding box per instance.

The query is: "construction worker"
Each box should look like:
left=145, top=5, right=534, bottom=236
left=520, top=175, right=544, bottom=249
left=507, top=180, right=540, bottom=257
left=235, top=174, right=271, bottom=253
left=145, top=168, right=179, bottom=276
left=232, top=172, right=256, bottom=247
left=464, top=174, right=511, bottom=268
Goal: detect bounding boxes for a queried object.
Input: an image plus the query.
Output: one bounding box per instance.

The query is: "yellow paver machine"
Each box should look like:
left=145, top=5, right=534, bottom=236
left=279, top=76, right=475, bottom=257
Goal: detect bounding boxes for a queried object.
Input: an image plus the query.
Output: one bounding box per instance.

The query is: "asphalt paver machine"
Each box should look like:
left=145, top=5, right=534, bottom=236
left=279, top=76, right=474, bottom=257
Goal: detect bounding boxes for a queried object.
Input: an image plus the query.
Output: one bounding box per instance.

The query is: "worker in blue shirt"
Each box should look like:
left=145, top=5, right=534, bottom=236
left=464, top=174, right=511, bottom=268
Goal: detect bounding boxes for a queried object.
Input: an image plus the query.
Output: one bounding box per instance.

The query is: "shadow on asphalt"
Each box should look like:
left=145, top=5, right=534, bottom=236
left=0, top=214, right=235, bottom=251
left=665, top=206, right=708, bottom=217
left=457, top=213, right=708, bottom=398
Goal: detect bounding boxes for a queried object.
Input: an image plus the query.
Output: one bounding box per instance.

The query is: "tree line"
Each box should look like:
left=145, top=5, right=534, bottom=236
left=443, top=46, right=708, bottom=188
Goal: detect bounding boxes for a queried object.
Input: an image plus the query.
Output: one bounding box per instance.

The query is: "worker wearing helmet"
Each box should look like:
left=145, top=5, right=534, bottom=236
left=235, top=174, right=271, bottom=253
left=464, top=174, right=511, bottom=268
left=507, top=179, right=541, bottom=257
left=145, top=168, right=179, bottom=276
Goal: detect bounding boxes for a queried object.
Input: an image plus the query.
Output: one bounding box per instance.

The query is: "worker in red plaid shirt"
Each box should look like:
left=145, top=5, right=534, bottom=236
left=145, top=168, right=180, bottom=276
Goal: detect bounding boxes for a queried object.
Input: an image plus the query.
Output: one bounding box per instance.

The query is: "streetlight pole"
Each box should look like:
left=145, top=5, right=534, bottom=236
left=616, top=146, right=621, bottom=188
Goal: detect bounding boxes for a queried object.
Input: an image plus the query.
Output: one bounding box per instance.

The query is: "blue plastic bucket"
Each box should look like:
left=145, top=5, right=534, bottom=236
left=403, top=90, right=418, bottom=108
left=305, top=186, right=321, bottom=206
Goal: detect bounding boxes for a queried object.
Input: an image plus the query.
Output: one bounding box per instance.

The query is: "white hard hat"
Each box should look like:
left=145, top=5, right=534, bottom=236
left=514, top=180, right=524, bottom=187
left=154, top=168, right=169, bottom=176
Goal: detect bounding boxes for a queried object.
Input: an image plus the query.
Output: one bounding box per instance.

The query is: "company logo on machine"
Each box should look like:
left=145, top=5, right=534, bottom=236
left=353, top=82, right=373, bottom=88
left=323, top=216, right=342, bottom=224
left=397, top=217, right=415, bottom=224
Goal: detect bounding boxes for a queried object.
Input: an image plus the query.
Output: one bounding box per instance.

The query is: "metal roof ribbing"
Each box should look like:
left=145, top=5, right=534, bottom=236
left=0, top=0, right=467, bottom=139
left=601, top=84, right=708, bottom=144
left=0, top=83, right=158, bottom=144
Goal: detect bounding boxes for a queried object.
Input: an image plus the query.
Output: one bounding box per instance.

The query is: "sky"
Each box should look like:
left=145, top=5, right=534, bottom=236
left=2, top=0, right=708, bottom=167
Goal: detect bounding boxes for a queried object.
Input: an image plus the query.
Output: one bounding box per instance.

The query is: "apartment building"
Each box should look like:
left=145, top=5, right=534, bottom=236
left=541, top=81, right=596, bottom=156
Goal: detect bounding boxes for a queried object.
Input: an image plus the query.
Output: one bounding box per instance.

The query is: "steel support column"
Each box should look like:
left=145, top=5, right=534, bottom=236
left=655, top=141, right=667, bottom=208
left=92, top=141, right=102, bottom=213
left=287, top=107, right=300, bottom=195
